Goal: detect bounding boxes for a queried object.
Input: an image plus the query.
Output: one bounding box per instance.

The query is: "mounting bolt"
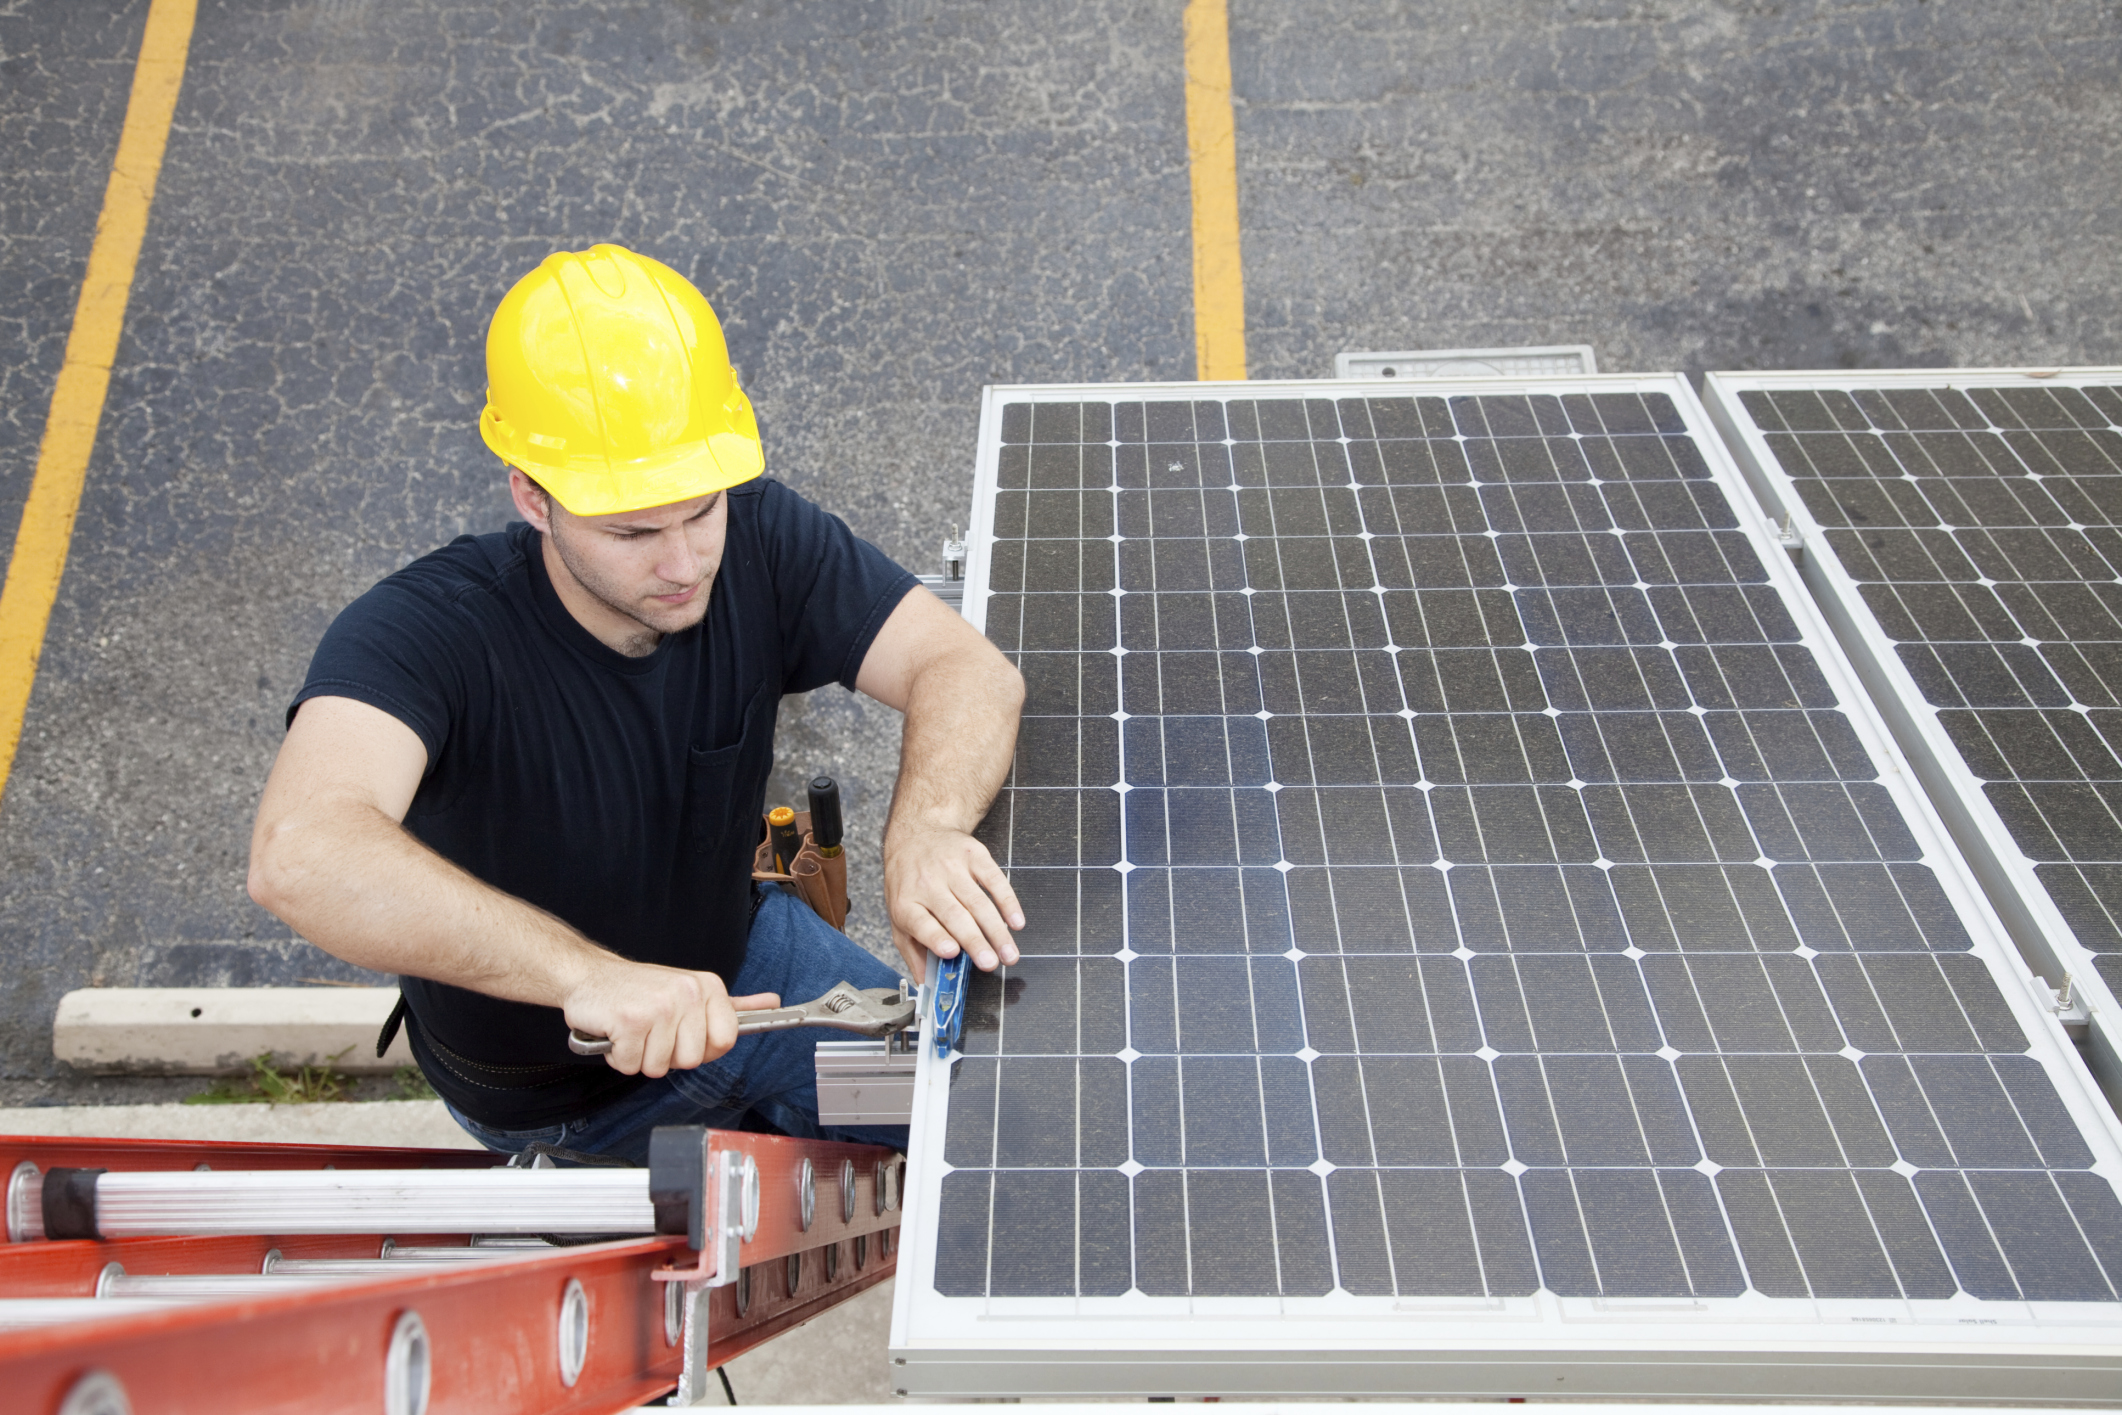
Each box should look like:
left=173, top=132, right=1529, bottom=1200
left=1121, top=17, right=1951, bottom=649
left=942, top=524, right=967, bottom=582
left=2043, top=973, right=2090, bottom=1036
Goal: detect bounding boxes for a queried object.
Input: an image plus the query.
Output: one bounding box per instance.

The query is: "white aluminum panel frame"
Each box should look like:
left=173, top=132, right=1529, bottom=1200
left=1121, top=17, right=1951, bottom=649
left=891, top=375, right=2122, bottom=1403
left=1705, top=368, right=2122, bottom=1117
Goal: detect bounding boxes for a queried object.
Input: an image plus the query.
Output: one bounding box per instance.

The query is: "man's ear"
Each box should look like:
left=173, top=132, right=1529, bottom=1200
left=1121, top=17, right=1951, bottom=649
left=507, top=468, right=556, bottom=534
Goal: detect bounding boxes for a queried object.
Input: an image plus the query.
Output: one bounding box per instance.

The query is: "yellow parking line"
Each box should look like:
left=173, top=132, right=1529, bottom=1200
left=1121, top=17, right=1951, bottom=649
left=1184, top=0, right=1246, bottom=381
left=0, top=0, right=197, bottom=805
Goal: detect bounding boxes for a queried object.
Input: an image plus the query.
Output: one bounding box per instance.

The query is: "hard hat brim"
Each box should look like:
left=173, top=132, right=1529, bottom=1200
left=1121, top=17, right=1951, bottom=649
left=482, top=407, right=764, bottom=517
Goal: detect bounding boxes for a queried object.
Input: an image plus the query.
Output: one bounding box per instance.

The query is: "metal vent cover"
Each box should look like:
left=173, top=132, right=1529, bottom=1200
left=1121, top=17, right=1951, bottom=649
left=1335, top=345, right=1598, bottom=381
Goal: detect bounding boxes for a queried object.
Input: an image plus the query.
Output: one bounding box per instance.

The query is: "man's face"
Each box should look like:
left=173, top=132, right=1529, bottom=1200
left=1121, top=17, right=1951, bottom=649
left=510, top=470, right=729, bottom=644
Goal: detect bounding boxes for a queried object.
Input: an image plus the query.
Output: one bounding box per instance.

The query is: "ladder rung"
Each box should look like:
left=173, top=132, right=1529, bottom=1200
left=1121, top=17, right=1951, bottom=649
left=263, top=1256, right=496, bottom=1275
left=47, top=1168, right=656, bottom=1238
left=383, top=1242, right=556, bottom=1260
left=98, top=1273, right=348, bottom=1299
left=0, top=1299, right=184, bottom=1329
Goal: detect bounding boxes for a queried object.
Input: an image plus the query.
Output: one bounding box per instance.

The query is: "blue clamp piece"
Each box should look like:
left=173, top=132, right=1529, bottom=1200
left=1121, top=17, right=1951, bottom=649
left=931, top=953, right=969, bottom=1059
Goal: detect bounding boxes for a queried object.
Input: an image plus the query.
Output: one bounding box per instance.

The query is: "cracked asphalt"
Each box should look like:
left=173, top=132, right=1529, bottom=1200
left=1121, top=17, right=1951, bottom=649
left=0, top=0, right=2116, bottom=1101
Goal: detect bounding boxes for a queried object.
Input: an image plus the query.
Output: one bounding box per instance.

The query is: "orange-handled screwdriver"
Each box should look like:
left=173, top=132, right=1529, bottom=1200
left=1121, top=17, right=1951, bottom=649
left=767, top=805, right=802, bottom=874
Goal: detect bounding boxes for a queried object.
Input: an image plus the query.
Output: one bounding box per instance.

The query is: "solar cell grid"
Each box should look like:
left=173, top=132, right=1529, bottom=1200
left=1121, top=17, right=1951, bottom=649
left=926, top=382, right=2122, bottom=1324
left=1728, top=377, right=2122, bottom=1003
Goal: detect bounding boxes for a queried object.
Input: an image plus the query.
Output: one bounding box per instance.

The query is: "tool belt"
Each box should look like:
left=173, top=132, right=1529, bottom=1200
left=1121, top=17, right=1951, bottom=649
left=374, top=890, right=773, bottom=1074
left=751, top=809, right=849, bottom=932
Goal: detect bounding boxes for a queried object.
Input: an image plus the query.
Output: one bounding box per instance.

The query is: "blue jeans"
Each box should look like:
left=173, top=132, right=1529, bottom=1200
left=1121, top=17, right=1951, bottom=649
left=447, top=886, right=910, bottom=1165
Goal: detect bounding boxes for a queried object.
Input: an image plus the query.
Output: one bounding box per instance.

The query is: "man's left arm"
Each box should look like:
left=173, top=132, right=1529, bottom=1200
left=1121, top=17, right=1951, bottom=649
left=855, top=585, right=1026, bottom=977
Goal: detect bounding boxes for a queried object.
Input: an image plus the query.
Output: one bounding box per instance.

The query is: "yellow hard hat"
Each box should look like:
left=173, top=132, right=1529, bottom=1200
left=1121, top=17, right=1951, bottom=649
left=480, top=244, right=764, bottom=516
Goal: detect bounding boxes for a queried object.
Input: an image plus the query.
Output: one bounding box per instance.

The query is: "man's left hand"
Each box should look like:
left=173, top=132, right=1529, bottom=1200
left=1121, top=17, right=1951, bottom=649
left=884, top=823, right=1023, bottom=976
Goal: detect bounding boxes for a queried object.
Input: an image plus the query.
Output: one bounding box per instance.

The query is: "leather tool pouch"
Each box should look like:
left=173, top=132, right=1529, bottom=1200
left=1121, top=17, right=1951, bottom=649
left=751, top=809, right=850, bottom=933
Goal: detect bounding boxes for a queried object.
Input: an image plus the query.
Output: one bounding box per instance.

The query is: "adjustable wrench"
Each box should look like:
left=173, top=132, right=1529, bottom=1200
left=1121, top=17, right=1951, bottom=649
left=565, top=980, right=916, bottom=1057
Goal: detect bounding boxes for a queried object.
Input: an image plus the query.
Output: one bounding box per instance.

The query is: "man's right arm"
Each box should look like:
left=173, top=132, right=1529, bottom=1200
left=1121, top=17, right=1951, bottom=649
left=247, top=695, right=772, bottom=1077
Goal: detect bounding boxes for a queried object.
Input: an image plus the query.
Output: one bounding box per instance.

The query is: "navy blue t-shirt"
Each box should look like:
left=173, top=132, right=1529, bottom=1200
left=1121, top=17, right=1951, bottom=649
left=291, top=477, right=917, bottom=1127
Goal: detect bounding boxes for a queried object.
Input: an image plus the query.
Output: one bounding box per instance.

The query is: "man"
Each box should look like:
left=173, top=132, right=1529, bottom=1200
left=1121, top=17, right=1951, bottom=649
left=248, top=244, right=1023, bottom=1161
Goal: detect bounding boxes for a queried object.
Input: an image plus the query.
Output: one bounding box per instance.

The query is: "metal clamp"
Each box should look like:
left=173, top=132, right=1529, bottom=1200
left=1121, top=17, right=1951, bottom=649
left=917, top=524, right=970, bottom=609
left=647, top=1126, right=757, bottom=1288
left=942, top=524, right=967, bottom=582
left=667, top=1143, right=760, bottom=1406
left=2040, top=973, right=2092, bottom=1037
left=931, top=954, right=969, bottom=1059
left=710, top=1148, right=759, bottom=1287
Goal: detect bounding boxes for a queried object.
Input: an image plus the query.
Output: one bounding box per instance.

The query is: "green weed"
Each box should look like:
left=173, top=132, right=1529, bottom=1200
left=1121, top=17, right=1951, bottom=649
left=392, top=1064, right=438, bottom=1101
left=185, top=1049, right=354, bottom=1106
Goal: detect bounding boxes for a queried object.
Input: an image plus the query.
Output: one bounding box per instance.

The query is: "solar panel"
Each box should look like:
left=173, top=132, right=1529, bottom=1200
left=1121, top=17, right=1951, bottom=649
left=890, top=377, right=2122, bottom=1402
left=1707, top=367, right=2122, bottom=1120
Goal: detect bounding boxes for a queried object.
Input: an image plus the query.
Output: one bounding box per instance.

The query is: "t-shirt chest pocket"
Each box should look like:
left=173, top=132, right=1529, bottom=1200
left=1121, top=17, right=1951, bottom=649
left=687, top=683, right=775, bottom=856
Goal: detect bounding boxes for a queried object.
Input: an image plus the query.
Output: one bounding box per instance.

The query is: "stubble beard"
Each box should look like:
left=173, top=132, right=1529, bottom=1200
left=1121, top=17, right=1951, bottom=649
left=547, top=520, right=714, bottom=657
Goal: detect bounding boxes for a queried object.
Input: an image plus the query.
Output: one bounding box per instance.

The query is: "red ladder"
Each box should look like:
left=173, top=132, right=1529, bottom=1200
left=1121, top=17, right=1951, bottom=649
left=0, top=1128, right=903, bottom=1413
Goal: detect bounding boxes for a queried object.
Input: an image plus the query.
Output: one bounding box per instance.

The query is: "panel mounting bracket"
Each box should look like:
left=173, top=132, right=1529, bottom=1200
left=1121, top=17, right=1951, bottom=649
left=2038, top=973, right=2093, bottom=1040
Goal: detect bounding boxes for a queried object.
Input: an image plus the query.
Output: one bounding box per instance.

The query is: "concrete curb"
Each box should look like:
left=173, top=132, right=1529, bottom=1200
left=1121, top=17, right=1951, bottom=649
left=53, top=987, right=411, bottom=1075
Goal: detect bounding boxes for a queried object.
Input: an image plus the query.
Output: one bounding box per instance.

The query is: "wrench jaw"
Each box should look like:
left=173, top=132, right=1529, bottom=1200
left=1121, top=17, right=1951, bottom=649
left=779, top=982, right=916, bottom=1037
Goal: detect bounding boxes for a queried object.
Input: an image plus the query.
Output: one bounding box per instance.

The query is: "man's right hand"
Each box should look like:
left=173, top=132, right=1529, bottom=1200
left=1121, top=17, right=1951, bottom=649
left=560, top=957, right=779, bottom=1078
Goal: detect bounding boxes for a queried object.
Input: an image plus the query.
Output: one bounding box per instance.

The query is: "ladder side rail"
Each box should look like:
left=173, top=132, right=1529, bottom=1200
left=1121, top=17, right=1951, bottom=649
left=0, top=1228, right=903, bottom=1410
left=703, top=1130, right=904, bottom=1267
left=0, top=1227, right=907, bottom=1409
left=0, top=1235, right=687, bottom=1414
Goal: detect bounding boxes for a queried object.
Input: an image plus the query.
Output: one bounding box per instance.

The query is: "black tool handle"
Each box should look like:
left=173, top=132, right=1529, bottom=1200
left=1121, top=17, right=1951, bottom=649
left=808, top=775, right=843, bottom=852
